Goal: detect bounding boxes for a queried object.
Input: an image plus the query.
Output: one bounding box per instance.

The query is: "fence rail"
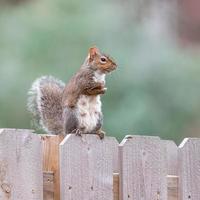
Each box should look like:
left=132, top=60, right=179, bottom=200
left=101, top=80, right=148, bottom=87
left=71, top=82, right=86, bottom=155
left=0, top=129, right=199, bottom=200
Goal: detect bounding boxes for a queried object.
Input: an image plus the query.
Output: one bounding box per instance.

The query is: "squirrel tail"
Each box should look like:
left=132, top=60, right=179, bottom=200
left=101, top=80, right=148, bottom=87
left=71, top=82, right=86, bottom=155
left=27, top=76, right=65, bottom=135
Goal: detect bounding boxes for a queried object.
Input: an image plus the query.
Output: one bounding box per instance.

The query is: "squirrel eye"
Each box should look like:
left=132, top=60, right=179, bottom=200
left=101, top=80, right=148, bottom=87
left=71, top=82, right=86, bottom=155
left=100, top=57, right=107, bottom=63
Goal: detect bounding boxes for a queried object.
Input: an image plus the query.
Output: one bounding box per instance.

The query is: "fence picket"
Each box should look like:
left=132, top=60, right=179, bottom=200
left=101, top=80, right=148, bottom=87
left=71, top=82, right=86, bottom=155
left=60, top=134, right=118, bottom=200
left=3, top=128, right=200, bottom=200
left=119, top=135, right=167, bottom=200
left=178, top=138, right=200, bottom=200
left=0, top=129, right=43, bottom=200
left=41, top=134, right=64, bottom=200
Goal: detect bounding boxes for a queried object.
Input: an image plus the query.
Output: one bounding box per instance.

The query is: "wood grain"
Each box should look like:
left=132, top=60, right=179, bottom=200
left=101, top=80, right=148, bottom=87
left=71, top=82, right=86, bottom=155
left=167, top=175, right=178, bottom=200
left=60, top=134, right=118, bottom=200
left=113, top=173, right=119, bottom=200
left=178, top=138, right=200, bottom=200
left=114, top=173, right=178, bottom=200
left=41, top=134, right=64, bottom=200
left=43, top=171, right=54, bottom=200
left=119, top=135, right=167, bottom=200
left=163, top=140, right=178, bottom=175
left=0, top=129, right=43, bottom=200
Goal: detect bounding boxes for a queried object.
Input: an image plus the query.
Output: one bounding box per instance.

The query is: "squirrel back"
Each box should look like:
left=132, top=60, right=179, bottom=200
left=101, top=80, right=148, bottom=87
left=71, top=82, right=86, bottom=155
left=27, top=76, right=65, bottom=134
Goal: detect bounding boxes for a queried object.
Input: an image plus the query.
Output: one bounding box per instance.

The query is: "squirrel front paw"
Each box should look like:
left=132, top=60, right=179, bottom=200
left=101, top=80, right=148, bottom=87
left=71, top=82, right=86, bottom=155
left=102, top=87, right=107, bottom=93
left=86, top=87, right=107, bottom=95
left=71, top=129, right=83, bottom=137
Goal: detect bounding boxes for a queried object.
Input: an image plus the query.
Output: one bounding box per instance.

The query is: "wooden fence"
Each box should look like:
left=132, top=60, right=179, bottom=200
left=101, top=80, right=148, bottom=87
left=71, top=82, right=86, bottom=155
left=0, top=129, right=199, bottom=200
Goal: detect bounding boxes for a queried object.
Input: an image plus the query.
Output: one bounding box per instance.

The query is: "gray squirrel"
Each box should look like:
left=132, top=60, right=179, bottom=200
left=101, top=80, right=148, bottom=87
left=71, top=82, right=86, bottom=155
left=27, top=47, right=117, bottom=139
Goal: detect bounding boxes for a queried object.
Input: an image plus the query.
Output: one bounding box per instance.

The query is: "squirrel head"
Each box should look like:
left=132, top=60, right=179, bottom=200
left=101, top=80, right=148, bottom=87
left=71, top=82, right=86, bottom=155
left=83, top=47, right=117, bottom=73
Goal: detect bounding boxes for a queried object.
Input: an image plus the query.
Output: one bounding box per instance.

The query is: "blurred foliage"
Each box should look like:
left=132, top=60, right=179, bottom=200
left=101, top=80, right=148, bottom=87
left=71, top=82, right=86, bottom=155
left=0, top=0, right=200, bottom=144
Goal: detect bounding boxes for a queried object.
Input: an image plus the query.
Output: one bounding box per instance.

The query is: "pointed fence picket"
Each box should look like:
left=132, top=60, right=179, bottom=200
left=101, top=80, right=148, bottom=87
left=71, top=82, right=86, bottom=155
left=119, top=135, right=167, bottom=200
left=0, top=129, right=43, bottom=200
left=59, top=134, right=118, bottom=200
left=178, top=138, right=200, bottom=200
left=1, top=129, right=200, bottom=200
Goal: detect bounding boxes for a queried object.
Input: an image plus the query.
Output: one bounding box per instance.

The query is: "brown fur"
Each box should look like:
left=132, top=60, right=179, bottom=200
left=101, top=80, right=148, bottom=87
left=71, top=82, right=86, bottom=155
left=28, top=47, right=117, bottom=136
left=40, top=83, right=64, bottom=134
left=62, top=68, right=105, bottom=108
left=62, top=47, right=117, bottom=108
left=27, top=76, right=65, bottom=135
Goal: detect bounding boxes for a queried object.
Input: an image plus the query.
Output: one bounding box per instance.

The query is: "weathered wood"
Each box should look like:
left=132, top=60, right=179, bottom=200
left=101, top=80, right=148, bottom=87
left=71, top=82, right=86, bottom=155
left=0, top=129, right=43, bottom=200
left=163, top=140, right=178, bottom=175
left=167, top=175, right=178, bottom=200
left=119, top=135, right=167, bottom=200
left=114, top=173, right=178, bottom=200
left=178, top=138, right=200, bottom=200
left=41, top=134, right=64, bottom=200
left=112, top=140, right=119, bottom=173
left=60, top=134, right=118, bottom=200
left=113, top=173, right=119, bottom=200
left=43, top=171, right=54, bottom=200
left=4, top=128, right=200, bottom=200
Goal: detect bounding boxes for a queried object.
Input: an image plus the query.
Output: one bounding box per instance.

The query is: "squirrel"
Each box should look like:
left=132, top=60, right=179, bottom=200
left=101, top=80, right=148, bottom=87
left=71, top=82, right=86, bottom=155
left=27, top=47, right=117, bottom=139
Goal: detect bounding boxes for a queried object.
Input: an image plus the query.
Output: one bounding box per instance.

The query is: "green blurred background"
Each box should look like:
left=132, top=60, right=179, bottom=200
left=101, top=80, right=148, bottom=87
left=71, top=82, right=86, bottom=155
left=1, top=0, right=200, bottom=144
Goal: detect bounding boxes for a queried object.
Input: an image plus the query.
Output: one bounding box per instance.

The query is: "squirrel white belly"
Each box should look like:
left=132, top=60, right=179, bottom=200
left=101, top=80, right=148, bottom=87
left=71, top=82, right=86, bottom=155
left=75, top=71, right=105, bottom=133
left=76, top=95, right=102, bottom=133
left=27, top=47, right=117, bottom=139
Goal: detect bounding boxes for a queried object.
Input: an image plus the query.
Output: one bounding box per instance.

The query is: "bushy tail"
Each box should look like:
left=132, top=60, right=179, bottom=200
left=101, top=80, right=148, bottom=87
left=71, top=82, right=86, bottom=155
left=27, top=76, right=65, bottom=135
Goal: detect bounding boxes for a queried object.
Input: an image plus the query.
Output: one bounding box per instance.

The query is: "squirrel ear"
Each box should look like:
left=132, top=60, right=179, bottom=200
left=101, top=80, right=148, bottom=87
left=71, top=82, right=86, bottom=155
left=89, top=47, right=100, bottom=61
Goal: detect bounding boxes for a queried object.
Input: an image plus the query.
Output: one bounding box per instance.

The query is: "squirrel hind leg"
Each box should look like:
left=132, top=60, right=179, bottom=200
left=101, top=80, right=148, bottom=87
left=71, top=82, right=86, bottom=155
left=96, top=130, right=106, bottom=139
left=63, top=107, right=79, bottom=135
